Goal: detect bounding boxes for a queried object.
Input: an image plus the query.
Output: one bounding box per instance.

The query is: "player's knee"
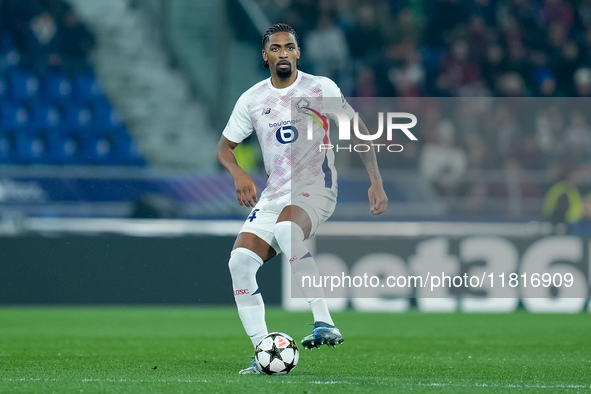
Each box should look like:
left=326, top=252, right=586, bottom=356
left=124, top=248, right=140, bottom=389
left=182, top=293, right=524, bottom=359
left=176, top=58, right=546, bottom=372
left=273, top=221, right=304, bottom=244
left=229, top=247, right=263, bottom=279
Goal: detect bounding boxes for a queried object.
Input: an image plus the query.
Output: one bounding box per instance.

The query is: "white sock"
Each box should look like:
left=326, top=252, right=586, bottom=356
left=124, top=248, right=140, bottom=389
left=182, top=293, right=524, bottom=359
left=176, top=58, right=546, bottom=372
left=228, top=247, right=268, bottom=348
left=273, top=221, right=334, bottom=326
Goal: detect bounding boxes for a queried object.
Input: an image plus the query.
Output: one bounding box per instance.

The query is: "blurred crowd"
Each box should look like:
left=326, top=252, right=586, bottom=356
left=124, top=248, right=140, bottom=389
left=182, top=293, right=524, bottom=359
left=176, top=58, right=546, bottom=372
left=0, top=0, right=95, bottom=76
left=235, top=0, right=591, bottom=221
left=374, top=97, right=591, bottom=218
left=254, top=0, right=591, bottom=98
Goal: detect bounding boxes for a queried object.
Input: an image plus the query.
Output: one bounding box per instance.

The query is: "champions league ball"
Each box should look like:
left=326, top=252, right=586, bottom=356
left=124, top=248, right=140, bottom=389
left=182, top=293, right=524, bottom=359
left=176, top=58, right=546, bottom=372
left=255, top=332, right=299, bottom=375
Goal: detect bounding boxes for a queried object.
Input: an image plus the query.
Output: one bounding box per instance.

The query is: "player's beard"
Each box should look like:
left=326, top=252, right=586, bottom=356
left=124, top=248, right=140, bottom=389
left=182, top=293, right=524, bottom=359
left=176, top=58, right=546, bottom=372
left=276, top=63, right=293, bottom=79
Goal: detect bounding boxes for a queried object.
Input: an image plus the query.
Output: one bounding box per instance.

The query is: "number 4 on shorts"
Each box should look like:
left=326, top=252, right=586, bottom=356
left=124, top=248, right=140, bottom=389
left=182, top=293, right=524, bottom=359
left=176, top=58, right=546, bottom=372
left=248, top=209, right=260, bottom=222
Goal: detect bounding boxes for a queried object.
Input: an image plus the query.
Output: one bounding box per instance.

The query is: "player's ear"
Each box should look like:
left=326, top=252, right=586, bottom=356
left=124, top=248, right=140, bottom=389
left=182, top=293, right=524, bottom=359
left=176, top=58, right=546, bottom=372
left=262, top=49, right=269, bottom=68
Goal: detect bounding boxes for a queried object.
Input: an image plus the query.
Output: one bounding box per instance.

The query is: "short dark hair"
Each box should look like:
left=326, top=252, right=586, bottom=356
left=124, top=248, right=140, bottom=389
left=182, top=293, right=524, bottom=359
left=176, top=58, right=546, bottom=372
left=262, top=23, right=299, bottom=48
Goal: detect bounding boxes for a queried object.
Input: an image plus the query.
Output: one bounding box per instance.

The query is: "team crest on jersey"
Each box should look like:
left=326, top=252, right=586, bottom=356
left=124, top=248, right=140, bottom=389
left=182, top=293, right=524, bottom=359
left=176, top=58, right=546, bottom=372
left=295, top=98, right=311, bottom=113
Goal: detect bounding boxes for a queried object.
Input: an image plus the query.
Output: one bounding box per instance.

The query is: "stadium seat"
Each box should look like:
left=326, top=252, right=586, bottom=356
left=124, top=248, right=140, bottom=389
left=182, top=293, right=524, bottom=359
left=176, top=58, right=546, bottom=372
left=81, top=131, right=114, bottom=165
left=0, top=32, right=20, bottom=73
left=110, top=128, right=146, bottom=166
left=8, top=69, right=40, bottom=104
left=0, top=130, right=12, bottom=163
left=0, top=78, right=8, bottom=101
left=46, top=131, right=82, bottom=165
left=29, top=102, right=62, bottom=132
left=0, top=48, right=20, bottom=74
left=73, top=72, right=104, bottom=104
left=92, top=99, right=124, bottom=132
left=62, top=104, right=93, bottom=131
left=1, top=103, right=29, bottom=130
left=13, top=131, right=48, bottom=164
left=43, top=71, right=72, bottom=104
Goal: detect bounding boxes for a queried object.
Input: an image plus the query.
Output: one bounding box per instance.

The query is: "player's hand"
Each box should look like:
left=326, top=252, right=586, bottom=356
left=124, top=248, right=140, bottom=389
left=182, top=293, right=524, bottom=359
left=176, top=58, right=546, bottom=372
left=234, top=171, right=258, bottom=208
left=368, top=181, right=388, bottom=215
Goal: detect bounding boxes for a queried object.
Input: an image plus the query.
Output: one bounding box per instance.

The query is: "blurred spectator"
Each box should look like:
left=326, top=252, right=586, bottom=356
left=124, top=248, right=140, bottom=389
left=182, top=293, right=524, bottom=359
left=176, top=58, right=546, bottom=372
left=499, top=14, right=527, bottom=70
left=303, top=11, right=350, bottom=82
left=495, top=72, right=526, bottom=96
left=516, top=134, right=546, bottom=170
left=480, top=44, right=508, bottom=92
left=494, top=157, right=542, bottom=216
left=42, top=0, right=74, bottom=21
left=534, top=105, right=564, bottom=161
left=284, top=0, right=317, bottom=39
left=573, top=67, right=591, bottom=96
left=389, top=50, right=424, bottom=97
left=352, top=65, right=378, bottom=97
left=423, top=0, right=470, bottom=47
left=563, top=112, right=591, bottom=164
left=347, top=3, right=383, bottom=64
left=555, top=40, right=581, bottom=93
left=537, top=0, right=575, bottom=31
left=533, top=67, right=562, bottom=97
left=60, top=9, right=96, bottom=75
left=439, top=39, right=480, bottom=95
left=1, top=0, right=44, bottom=49
left=388, top=7, right=422, bottom=47
left=470, top=0, right=498, bottom=27
left=467, top=15, right=491, bottom=61
left=233, top=141, right=261, bottom=172
left=1, top=0, right=95, bottom=77
left=418, top=119, right=468, bottom=197
left=484, top=102, right=520, bottom=163
left=543, top=162, right=587, bottom=231
left=20, top=11, right=63, bottom=76
left=466, top=133, right=494, bottom=170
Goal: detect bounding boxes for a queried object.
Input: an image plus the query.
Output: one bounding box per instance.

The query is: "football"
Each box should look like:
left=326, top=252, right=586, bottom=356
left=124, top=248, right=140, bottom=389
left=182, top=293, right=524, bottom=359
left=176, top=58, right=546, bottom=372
left=255, top=332, right=299, bottom=375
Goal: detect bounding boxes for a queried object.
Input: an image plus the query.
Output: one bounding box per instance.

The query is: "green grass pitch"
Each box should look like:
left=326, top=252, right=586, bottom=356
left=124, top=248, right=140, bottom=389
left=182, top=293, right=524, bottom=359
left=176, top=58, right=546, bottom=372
left=0, top=307, right=589, bottom=393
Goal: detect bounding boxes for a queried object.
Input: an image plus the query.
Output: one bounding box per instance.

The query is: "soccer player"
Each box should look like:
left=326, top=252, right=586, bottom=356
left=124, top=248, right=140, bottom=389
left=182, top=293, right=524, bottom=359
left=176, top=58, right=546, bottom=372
left=217, top=23, right=388, bottom=374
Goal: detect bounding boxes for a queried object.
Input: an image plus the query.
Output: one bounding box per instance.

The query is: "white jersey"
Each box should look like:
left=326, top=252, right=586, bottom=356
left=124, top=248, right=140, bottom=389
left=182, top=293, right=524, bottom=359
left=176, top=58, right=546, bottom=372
left=223, top=71, right=354, bottom=200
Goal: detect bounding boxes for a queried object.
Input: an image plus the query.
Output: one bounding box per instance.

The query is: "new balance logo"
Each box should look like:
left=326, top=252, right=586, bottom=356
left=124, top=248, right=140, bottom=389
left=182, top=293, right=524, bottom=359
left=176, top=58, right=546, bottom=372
left=262, top=107, right=271, bottom=115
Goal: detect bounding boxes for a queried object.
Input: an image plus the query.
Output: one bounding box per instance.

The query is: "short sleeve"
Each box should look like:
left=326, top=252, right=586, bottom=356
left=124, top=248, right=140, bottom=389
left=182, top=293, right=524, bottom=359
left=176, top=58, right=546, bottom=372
left=319, top=77, right=355, bottom=122
left=222, top=92, right=253, bottom=143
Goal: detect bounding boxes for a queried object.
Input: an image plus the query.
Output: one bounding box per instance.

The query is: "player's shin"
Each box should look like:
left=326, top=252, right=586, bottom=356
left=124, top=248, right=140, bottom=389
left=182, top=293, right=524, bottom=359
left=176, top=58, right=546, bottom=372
left=273, top=221, right=334, bottom=326
left=228, top=248, right=268, bottom=347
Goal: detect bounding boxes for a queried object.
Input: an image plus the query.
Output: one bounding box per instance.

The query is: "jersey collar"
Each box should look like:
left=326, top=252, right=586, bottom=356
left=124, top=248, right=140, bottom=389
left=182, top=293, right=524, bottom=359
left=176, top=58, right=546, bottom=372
left=267, top=70, right=303, bottom=93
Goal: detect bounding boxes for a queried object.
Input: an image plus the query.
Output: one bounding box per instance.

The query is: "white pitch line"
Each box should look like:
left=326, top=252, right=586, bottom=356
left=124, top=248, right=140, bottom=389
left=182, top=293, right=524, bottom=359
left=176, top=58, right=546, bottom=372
left=2, top=378, right=589, bottom=389
left=418, top=382, right=591, bottom=389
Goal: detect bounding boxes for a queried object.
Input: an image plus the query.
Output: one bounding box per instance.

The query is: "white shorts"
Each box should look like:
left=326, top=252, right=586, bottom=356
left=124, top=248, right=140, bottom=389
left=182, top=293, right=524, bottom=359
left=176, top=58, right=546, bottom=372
left=239, top=187, right=337, bottom=254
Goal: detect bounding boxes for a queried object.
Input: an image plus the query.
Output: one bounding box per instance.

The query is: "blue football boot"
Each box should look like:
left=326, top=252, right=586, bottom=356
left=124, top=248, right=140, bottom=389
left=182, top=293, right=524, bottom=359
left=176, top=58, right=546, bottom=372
left=301, top=321, right=343, bottom=349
